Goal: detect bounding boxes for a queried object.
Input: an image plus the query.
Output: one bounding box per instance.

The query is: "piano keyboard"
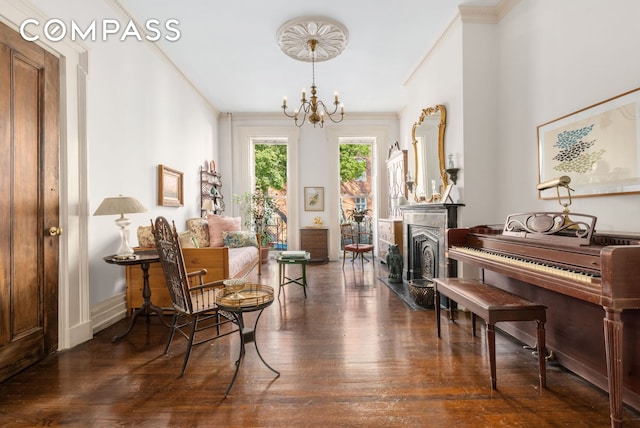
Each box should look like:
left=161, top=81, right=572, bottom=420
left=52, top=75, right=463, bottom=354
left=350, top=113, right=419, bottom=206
left=451, top=246, right=599, bottom=285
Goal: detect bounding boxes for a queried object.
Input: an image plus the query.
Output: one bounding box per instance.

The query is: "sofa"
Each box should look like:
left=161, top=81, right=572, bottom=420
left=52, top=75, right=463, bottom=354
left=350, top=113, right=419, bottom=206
left=125, top=216, right=261, bottom=313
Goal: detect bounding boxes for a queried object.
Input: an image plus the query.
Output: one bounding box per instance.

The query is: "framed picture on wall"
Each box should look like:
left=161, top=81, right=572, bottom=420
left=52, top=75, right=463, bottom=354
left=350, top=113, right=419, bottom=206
left=158, top=164, right=184, bottom=207
left=304, top=187, right=324, bottom=211
left=537, top=87, right=640, bottom=198
left=441, top=184, right=454, bottom=203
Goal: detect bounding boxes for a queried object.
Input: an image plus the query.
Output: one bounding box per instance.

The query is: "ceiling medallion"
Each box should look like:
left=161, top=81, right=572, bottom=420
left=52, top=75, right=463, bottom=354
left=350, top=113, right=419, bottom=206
left=277, top=16, right=349, bottom=62
left=278, top=16, right=348, bottom=127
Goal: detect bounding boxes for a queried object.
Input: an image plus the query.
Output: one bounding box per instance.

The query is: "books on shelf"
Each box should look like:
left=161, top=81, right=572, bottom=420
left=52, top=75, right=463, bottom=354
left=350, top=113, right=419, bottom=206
left=280, top=250, right=307, bottom=259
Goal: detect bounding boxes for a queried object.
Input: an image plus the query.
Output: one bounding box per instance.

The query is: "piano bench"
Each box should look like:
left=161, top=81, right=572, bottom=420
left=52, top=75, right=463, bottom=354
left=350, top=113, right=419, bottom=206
left=433, top=277, right=547, bottom=390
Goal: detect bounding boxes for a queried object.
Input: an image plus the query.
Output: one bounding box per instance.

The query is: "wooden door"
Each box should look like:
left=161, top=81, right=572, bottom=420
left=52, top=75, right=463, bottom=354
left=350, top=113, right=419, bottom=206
left=0, top=22, right=60, bottom=382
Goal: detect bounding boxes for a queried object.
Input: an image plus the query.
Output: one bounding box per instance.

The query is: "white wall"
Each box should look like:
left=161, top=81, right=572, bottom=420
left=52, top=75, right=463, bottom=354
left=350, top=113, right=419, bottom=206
left=404, top=0, right=640, bottom=233
left=497, top=0, right=640, bottom=232
left=461, top=21, right=499, bottom=227
left=85, top=27, right=219, bottom=305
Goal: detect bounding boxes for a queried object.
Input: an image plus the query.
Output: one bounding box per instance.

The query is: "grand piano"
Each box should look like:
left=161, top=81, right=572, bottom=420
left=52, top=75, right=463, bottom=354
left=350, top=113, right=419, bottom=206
left=445, top=212, right=640, bottom=428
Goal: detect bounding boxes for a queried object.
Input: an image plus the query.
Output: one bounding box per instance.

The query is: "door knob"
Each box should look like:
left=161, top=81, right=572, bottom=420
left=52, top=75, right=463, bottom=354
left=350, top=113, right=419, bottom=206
left=48, top=226, right=63, bottom=236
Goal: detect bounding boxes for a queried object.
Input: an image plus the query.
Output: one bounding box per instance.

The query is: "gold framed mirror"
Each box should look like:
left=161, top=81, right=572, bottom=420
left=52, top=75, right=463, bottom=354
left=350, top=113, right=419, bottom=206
left=411, top=104, right=447, bottom=202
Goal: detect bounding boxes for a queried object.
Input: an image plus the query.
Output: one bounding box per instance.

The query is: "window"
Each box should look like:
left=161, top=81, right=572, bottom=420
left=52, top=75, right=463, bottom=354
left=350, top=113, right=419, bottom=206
left=355, top=197, right=367, bottom=212
left=355, top=159, right=367, bottom=182
left=252, top=141, right=288, bottom=250
left=339, top=141, right=373, bottom=223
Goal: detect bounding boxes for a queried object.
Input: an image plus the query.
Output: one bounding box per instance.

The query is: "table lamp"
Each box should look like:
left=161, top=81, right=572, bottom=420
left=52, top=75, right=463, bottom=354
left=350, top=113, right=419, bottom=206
left=93, top=195, right=148, bottom=259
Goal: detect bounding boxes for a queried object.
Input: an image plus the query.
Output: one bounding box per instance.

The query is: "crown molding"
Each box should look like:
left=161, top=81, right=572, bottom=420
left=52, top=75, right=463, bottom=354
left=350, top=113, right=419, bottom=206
left=403, top=13, right=461, bottom=86
left=495, top=0, right=520, bottom=20
left=229, top=111, right=399, bottom=122
left=404, top=0, right=519, bottom=85
left=459, top=0, right=520, bottom=24
left=0, top=0, right=89, bottom=56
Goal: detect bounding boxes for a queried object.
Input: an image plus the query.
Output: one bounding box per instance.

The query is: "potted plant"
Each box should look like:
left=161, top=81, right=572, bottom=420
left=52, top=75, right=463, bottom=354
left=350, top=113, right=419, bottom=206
left=346, top=207, right=370, bottom=223
left=233, top=189, right=276, bottom=263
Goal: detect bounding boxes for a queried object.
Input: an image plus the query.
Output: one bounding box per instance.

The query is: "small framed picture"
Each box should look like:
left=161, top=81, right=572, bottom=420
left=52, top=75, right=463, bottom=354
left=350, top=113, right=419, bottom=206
left=158, top=164, right=184, bottom=207
left=304, top=187, right=324, bottom=211
left=441, top=184, right=454, bottom=203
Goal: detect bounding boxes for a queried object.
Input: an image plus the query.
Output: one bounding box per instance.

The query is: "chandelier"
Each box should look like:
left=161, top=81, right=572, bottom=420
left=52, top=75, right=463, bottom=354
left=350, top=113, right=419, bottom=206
left=277, top=17, right=348, bottom=128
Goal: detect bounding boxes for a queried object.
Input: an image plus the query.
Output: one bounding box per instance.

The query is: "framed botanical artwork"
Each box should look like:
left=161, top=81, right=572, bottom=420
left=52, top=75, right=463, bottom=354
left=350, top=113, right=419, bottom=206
left=304, top=187, right=324, bottom=211
left=158, top=164, right=184, bottom=207
left=537, top=87, right=640, bottom=199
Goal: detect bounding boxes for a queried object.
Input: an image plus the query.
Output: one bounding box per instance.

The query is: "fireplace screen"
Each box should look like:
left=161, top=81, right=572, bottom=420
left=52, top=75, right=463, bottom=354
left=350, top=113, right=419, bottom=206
left=401, top=205, right=460, bottom=282
left=409, top=226, right=440, bottom=282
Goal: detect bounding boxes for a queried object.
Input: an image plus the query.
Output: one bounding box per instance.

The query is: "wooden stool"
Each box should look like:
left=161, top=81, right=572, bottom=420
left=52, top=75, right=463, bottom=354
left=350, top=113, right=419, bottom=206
left=433, top=277, right=547, bottom=390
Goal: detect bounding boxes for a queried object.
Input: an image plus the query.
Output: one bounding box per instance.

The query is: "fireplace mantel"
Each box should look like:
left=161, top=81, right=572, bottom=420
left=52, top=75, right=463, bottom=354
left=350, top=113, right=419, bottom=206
left=400, top=203, right=463, bottom=280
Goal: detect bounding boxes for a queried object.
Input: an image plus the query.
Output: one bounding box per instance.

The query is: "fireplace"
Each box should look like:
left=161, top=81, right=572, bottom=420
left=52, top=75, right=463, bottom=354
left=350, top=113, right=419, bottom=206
left=400, top=204, right=461, bottom=282
left=410, top=226, right=440, bottom=281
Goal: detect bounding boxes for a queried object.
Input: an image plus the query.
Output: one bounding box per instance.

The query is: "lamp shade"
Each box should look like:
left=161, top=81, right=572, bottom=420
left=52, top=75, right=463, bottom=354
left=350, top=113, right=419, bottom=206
left=93, top=196, right=147, bottom=216
left=94, top=196, right=147, bottom=259
left=201, top=199, right=215, bottom=211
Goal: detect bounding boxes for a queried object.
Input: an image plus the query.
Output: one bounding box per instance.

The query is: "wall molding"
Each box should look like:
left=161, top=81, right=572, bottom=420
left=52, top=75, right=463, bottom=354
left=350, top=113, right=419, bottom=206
left=230, top=111, right=399, bottom=122
left=91, top=292, right=127, bottom=334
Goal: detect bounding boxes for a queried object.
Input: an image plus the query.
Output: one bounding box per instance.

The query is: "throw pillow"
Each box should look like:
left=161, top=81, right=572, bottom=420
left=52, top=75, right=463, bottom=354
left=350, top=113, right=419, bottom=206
left=178, top=230, right=199, bottom=248
left=222, top=230, right=258, bottom=248
left=137, top=225, right=155, bottom=248
left=186, top=218, right=210, bottom=247
left=207, top=215, right=241, bottom=247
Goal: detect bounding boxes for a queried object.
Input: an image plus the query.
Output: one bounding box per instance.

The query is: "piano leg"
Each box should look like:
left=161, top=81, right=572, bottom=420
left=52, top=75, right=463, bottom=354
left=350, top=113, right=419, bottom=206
left=536, top=320, right=546, bottom=389
left=487, top=323, right=497, bottom=389
left=472, top=313, right=477, bottom=336
left=435, top=289, right=441, bottom=338
left=603, top=307, right=623, bottom=428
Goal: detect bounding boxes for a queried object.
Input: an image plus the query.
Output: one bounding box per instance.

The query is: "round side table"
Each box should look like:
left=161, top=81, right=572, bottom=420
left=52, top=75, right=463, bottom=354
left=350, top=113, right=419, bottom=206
left=216, top=283, right=279, bottom=396
left=104, top=250, right=168, bottom=342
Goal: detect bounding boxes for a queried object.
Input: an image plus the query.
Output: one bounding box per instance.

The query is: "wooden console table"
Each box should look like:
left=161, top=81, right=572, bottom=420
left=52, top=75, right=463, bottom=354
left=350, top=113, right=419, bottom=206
left=300, top=227, right=328, bottom=263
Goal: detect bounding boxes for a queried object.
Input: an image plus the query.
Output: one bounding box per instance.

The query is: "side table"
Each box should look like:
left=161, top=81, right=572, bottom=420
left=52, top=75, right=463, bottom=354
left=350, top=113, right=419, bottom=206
left=216, top=284, right=279, bottom=397
left=104, top=250, right=168, bottom=342
left=276, top=252, right=310, bottom=298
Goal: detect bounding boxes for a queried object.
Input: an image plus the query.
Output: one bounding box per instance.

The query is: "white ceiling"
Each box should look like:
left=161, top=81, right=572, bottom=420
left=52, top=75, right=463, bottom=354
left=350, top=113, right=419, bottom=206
left=117, top=0, right=499, bottom=114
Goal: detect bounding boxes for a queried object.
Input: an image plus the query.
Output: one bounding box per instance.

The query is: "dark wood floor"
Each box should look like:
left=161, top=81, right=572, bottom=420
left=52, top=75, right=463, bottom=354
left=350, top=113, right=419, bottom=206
left=1, top=257, right=640, bottom=427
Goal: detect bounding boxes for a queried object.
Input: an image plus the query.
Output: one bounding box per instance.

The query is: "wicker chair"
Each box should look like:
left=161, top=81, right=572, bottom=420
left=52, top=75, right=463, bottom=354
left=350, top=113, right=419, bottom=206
left=340, top=219, right=374, bottom=269
left=152, top=216, right=238, bottom=376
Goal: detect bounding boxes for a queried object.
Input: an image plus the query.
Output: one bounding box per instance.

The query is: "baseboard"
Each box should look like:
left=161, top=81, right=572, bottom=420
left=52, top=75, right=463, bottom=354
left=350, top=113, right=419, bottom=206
left=67, top=320, right=93, bottom=348
left=91, top=292, right=127, bottom=334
